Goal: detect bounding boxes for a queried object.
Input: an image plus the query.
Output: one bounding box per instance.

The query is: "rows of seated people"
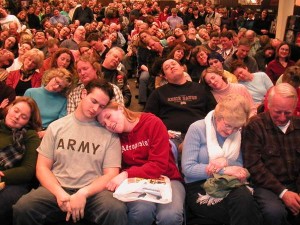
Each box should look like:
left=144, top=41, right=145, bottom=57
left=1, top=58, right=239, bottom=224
left=0, top=0, right=300, bottom=225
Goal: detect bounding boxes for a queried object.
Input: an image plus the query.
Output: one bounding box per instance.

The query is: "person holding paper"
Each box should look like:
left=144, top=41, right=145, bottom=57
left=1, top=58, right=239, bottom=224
left=98, top=102, right=185, bottom=225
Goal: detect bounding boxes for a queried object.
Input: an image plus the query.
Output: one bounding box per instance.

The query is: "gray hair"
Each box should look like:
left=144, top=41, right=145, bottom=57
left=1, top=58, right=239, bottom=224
left=267, top=83, right=298, bottom=108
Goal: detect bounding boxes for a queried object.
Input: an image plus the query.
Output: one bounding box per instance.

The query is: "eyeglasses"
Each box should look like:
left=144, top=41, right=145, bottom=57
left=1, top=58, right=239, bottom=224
left=222, top=118, right=241, bottom=132
left=53, top=77, right=65, bottom=89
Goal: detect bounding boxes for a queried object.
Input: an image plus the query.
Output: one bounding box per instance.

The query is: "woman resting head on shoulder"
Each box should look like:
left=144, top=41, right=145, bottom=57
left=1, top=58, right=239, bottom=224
left=42, top=67, right=74, bottom=97
left=24, top=68, right=73, bottom=138
left=97, top=101, right=185, bottom=225
left=0, top=96, right=41, bottom=222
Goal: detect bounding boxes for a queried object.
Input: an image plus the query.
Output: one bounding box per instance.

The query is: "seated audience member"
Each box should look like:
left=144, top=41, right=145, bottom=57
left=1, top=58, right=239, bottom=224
left=182, top=94, right=262, bottom=225
left=49, top=48, right=78, bottom=86
left=49, top=7, right=69, bottom=26
left=78, top=41, right=95, bottom=57
left=6, top=41, right=33, bottom=73
left=1, top=35, right=18, bottom=57
left=155, top=44, right=192, bottom=88
left=205, top=5, right=221, bottom=27
left=67, top=55, right=124, bottom=114
left=0, top=81, right=15, bottom=118
left=166, top=8, right=183, bottom=30
left=39, top=38, right=60, bottom=74
left=145, top=59, right=216, bottom=161
left=173, top=27, right=198, bottom=47
left=219, top=30, right=237, bottom=60
left=253, top=9, right=272, bottom=36
left=186, top=27, right=201, bottom=46
left=207, top=52, right=237, bottom=83
left=264, top=66, right=300, bottom=116
left=33, top=31, right=48, bottom=57
left=24, top=68, right=73, bottom=138
left=136, top=31, right=157, bottom=105
left=244, top=29, right=261, bottom=57
left=13, top=79, right=127, bottom=225
left=86, top=32, right=110, bottom=63
left=187, top=45, right=210, bottom=82
left=58, top=26, right=71, bottom=43
left=224, top=37, right=259, bottom=73
left=201, top=66, right=257, bottom=117
left=203, top=31, right=221, bottom=53
left=101, top=47, right=131, bottom=107
left=167, top=43, right=191, bottom=72
left=0, top=97, right=41, bottom=225
left=242, top=83, right=300, bottom=225
left=231, top=60, right=273, bottom=106
left=98, top=102, right=185, bottom=225
left=6, top=48, right=44, bottom=96
left=60, top=26, right=86, bottom=50
left=198, top=28, right=210, bottom=45
left=0, top=49, right=14, bottom=80
left=266, top=42, right=295, bottom=84
left=254, top=44, right=275, bottom=72
left=258, top=35, right=271, bottom=50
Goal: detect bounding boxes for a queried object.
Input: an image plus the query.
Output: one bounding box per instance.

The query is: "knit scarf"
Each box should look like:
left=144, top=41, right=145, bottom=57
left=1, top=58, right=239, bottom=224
left=204, top=110, right=240, bottom=162
left=197, top=111, right=243, bottom=206
left=0, top=127, right=27, bottom=169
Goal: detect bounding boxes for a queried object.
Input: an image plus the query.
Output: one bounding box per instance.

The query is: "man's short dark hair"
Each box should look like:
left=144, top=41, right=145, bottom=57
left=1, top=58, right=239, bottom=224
left=210, top=31, right=220, bottom=39
left=85, top=78, right=115, bottom=101
left=220, top=31, right=233, bottom=40
left=86, top=33, right=102, bottom=42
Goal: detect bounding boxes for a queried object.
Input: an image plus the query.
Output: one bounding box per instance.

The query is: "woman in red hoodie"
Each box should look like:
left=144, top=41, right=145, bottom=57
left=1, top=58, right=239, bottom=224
left=97, top=102, right=185, bottom=225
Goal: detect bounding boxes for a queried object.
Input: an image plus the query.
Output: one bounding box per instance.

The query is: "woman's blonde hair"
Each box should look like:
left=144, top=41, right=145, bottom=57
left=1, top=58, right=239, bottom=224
left=104, top=101, right=141, bottom=123
left=201, top=66, right=227, bottom=90
left=21, top=48, right=44, bottom=69
left=42, top=68, right=73, bottom=96
left=215, top=94, right=250, bottom=128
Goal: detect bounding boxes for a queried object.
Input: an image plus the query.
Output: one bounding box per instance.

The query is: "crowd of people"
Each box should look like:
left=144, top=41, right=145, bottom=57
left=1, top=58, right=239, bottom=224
left=0, top=0, right=300, bottom=225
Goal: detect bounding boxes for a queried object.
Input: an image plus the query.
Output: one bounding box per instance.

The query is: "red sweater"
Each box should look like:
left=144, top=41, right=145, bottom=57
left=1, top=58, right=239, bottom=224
left=120, top=113, right=182, bottom=181
left=266, top=59, right=295, bottom=84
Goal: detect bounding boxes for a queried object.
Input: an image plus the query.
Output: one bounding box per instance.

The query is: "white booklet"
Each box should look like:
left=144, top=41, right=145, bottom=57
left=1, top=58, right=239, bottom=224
left=113, top=176, right=172, bottom=204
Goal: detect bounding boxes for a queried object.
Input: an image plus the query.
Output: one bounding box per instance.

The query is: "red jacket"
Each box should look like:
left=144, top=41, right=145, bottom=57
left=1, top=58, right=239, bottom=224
left=120, top=113, right=182, bottom=181
left=6, top=70, right=42, bottom=90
